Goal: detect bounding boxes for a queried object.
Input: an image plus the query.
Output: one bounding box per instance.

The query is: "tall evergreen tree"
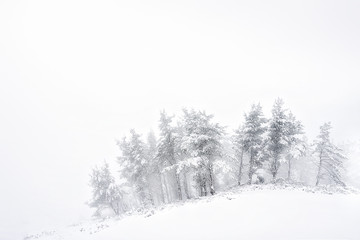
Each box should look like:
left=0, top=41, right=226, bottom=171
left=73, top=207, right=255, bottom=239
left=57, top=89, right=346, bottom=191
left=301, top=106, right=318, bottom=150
left=284, top=112, right=304, bottom=181
left=145, top=130, right=165, bottom=204
left=267, top=99, right=289, bottom=181
left=240, top=104, right=267, bottom=184
left=180, top=109, right=224, bottom=196
left=314, top=122, right=346, bottom=186
left=117, top=129, right=154, bottom=207
left=89, top=161, right=123, bottom=215
left=156, top=111, right=183, bottom=201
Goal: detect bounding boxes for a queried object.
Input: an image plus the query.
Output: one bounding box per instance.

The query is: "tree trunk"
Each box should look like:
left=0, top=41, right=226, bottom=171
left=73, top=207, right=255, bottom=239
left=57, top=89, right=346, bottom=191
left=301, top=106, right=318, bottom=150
left=175, top=171, right=183, bottom=200
left=248, top=149, right=254, bottom=184
left=272, top=161, right=277, bottom=182
left=145, top=187, right=154, bottom=207
left=287, top=157, right=292, bottom=181
left=238, top=149, right=244, bottom=185
left=110, top=202, right=119, bottom=215
left=159, top=171, right=166, bottom=204
left=202, top=178, right=208, bottom=196
left=163, top=173, right=171, bottom=203
left=196, top=173, right=202, bottom=197
left=316, top=152, right=323, bottom=186
left=272, top=154, right=279, bottom=182
left=182, top=171, right=190, bottom=199
left=208, top=163, right=215, bottom=195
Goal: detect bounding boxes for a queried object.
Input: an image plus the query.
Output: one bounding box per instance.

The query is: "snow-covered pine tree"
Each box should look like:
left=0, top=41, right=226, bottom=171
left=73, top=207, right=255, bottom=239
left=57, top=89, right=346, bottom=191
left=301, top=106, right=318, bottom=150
left=174, top=119, right=192, bottom=199
left=240, top=104, right=267, bottom=184
left=284, top=112, right=304, bottom=181
left=180, top=109, right=224, bottom=196
left=314, top=122, right=346, bottom=187
left=145, top=130, right=165, bottom=204
left=89, top=161, right=123, bottom=215
left=106, top=183, right=125, bottom=215
left=267, top=98, right=289, bottom=181
left=117, top=129, right=154, bottom=208
left=156, top=110, right=183, bottom=201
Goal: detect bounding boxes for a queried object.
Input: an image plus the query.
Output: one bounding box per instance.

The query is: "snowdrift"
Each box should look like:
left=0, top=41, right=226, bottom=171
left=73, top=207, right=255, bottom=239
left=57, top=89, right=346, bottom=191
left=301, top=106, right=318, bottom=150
left=25, top=184, right=360, bottom=240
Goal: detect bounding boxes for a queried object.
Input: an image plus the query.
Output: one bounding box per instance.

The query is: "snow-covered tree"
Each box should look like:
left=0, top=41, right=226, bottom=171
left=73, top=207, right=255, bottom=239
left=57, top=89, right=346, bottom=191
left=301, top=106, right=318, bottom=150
left=314, top=122, right=346, bottom=187
left=239, top=104, right=267, bottom=184
left=180, top=109, right=224, bottom=196
left=86, top=105, right=351, bottom=217
left=145, top=130, right=165, bottom=204
left=117, top=129, right=154, bottom=207
left=284, top=112, right=304, bottom=181
left=89, top=161, right=124, bottom=215
left=156, top=111, right=183, bottom=201
left=267, top=99, right=290, bottom=181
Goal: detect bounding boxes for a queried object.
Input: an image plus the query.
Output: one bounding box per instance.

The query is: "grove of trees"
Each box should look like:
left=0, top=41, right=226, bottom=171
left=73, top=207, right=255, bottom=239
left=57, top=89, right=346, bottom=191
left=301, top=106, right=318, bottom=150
left=88, top=99, right=348, bottom=216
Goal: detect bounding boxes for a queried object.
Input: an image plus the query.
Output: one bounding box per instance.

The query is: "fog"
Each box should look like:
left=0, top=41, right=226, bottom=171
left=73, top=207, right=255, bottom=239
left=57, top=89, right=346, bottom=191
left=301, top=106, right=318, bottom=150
left=0, top=0, right=359, bottom=239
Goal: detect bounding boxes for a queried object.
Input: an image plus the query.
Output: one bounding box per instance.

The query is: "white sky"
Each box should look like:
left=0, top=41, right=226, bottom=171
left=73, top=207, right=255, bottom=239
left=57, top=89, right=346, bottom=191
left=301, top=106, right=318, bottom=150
left=0, top=0, right=360, bottom=239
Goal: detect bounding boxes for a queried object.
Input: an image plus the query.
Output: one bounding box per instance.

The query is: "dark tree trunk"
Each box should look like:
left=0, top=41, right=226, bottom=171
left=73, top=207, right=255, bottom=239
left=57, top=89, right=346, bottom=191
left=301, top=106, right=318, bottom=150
left=272, top=153, right=279, bottom=182
left=202, top=179, right=208, bottom=196
left=208, top=163, right=215, bottom=195
left=248, top=149, right=254, bottom=184
left=287, top=157, right=292, bottom=181
left=175, top=171, right=183, bottom=200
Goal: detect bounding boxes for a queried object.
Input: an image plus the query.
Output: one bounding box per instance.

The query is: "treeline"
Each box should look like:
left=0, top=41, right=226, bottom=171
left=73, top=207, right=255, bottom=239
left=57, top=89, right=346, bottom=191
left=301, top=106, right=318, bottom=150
left=88, top=99, right=347, bottom=216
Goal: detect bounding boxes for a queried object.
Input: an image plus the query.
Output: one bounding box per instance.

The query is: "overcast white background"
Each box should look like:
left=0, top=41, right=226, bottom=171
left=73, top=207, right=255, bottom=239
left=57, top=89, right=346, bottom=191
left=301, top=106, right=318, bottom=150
left=0, top=1, right=359, bottom=239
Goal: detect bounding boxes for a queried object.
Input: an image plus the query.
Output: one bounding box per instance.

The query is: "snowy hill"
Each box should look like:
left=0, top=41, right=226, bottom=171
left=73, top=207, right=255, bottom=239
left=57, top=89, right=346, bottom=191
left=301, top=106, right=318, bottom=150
left=25, top=184, right=360, bottom=240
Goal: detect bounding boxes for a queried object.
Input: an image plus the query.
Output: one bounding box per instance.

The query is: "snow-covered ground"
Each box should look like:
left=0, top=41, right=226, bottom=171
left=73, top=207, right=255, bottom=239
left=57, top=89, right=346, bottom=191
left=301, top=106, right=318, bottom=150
left=25, top=185, right=360, bottom=240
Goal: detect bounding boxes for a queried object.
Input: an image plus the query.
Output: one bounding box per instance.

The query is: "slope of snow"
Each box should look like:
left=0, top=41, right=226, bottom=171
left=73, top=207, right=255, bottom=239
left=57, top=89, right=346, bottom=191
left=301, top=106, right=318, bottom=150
left=26, top=185, right=360, bottom=240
